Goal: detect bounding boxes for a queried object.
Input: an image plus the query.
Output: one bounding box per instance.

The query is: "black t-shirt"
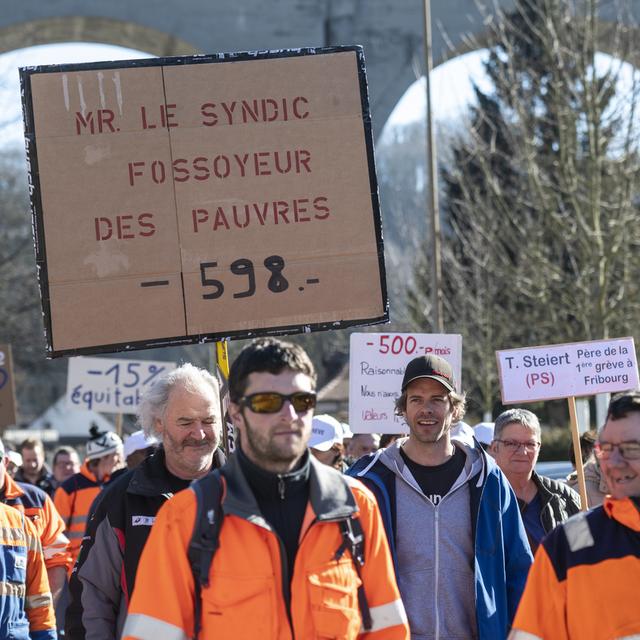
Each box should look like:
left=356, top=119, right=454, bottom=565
left=400, top=446, right=466, bottom=505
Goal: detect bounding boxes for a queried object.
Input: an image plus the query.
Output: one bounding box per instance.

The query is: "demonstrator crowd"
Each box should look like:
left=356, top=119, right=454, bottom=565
left=1, top=339, right=638, bottom=639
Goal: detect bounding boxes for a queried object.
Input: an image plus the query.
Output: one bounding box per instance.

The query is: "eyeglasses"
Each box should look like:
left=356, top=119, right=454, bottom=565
left=494, top=439, right=541, bottom=453
left=595, top=440, right=640, bottom=461
left=239, top=392, right=317, bottom=414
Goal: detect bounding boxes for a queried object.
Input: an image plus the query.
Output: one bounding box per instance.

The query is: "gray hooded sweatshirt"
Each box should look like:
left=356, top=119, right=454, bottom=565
left=376, top=438, right=481, bottom=640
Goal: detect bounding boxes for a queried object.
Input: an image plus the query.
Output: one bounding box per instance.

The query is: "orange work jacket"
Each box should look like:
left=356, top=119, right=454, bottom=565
left=510, top=496, right=640, bottom=639
left=53, top=462, right=105, bottom=569
left=3, top=473, right=71, bottom=572
left=0, top=501, right=57, bottom=638
left=123, top=455, right=409, bottom=640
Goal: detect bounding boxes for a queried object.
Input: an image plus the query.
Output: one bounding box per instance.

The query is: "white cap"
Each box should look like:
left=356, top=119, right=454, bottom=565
left=7, top=451, right=22, bottom=467
left=473, top=422, right=495, bottom=445
left=123, top=430, right=158, bottom=459
left=340, top=422, right=354, bottom=439
left=309, top=415, right=343, bottom=452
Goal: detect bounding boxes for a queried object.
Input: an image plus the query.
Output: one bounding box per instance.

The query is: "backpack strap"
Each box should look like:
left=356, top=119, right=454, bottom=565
left=335, top=514, right=372, bottom=631
left=188, top=470, right=224, bottom=640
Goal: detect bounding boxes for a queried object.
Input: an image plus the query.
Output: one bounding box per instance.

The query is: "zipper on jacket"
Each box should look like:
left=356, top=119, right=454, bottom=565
left=434, top=506, right=440, bottom=640
left=278, top=476, right=286, bottom=500
left=473, top=470, right=488, bottom=620
left=273, top=528, right=294, bottom=635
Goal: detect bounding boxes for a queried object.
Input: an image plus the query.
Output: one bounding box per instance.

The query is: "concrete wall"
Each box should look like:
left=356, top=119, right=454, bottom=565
left=2, top=1, right=636, bottom=135
left=0, top=0, right=514, bottom=136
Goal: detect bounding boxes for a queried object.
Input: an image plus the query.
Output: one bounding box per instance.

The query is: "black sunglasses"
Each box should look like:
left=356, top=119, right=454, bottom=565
left=240, top=392, right=317, bottom=414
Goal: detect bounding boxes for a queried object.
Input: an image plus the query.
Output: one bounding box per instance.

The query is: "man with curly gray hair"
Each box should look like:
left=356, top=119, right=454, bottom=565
left=137, top=363, right=222, bottom=479
left=66, top=363, right=226, bottom=640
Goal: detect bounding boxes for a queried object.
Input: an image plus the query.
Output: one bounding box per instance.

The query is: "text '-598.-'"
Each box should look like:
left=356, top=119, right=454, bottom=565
left=198, top=255, right=320, bottom=300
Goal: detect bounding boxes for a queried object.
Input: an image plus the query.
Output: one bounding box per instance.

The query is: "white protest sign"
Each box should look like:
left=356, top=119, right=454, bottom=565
left=497, top=337, right=638, bottom=404
left=67, top=356, right=176, bottom=414
left=349, top=333, right=462, bottom=434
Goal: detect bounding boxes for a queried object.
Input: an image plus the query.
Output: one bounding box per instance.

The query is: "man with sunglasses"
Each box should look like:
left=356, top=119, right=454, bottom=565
left=510, top=390, right=640, bottom=640
left=490, top=408, right=581, bottom=553
left=124, top=337, right=409, bottom=640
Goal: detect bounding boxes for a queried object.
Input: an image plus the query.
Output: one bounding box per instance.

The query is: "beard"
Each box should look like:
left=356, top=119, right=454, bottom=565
left=241, top=414, right=307, bottom=468
left=162, top=429, right=217, bottom=473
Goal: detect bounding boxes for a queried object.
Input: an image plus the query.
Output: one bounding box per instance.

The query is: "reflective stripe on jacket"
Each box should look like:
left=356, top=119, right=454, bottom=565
left=0, top=502, right=57, bottom=640
left=510, top=497, right=640, bottom=640
left=123, top=454, right=409, bottom=640
left=3, top=475, right=71, bottom=572
left=53, top=463, right=103, bottom=569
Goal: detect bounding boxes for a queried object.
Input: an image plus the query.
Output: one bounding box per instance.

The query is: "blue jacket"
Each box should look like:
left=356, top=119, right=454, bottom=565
left=348, top=439, right=532, bottom=640
left=0, top=502, right=57, bottom=640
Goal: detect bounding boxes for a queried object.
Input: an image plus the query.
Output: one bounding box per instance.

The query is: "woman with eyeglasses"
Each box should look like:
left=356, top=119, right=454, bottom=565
left=490, top=408, right=581, bottom=553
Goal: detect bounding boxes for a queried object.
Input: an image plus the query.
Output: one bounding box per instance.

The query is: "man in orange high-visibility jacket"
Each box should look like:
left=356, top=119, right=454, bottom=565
left=509, top=391, right=640, bottom=640
left=53, top=426, right=123, bottom=571
left=124, top=338, right=409, bottom=640
left=0, top=500, right=57, bottom=640
left=0, top=438, right=71, bottom=606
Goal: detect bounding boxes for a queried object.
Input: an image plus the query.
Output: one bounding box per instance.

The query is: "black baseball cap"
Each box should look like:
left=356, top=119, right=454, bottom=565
left=401, top=355, right=456, bottom=392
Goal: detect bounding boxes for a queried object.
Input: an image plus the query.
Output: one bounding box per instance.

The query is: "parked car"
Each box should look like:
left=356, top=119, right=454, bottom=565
left=535, top=460, right=573, bottom=481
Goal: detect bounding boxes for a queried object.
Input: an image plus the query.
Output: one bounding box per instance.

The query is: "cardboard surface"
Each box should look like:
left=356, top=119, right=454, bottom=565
left=0, top=345, right=17, bottom=430
left=497, top=337, right=639, bottom=403
left=35, top=132, right=180, bottom=283
left=22, top=47, right=387, bottom=356
left=49, top=275, right=186, bottom=351
left=29, top=66, right=166, bottom=139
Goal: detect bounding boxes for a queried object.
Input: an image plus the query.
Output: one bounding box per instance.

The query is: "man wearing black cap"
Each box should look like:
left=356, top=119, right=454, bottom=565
left=349, top=354, right=532, bottom=640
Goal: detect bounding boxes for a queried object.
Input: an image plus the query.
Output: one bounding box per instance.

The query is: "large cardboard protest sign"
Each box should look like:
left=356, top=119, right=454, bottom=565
left=349, top=333, right=462, bottom=434
left=497, top=337, right=638, bottom=404
left=66, top=356, right=176, bottom=414
left=21, top=47, right=387, bottom=357
left=0, top=345, right=17, bottom=430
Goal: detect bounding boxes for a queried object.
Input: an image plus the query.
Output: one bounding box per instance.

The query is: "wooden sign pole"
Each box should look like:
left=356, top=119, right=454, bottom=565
left=215, top=340, right=236, bottom=455
left=567, top=396, right=589, bottom=510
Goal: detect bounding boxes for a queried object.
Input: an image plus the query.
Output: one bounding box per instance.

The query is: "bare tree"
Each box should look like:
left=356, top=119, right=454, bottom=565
left=408, top=0, right=640, bottom=415
left=0, top=149, right=69, bottom=419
